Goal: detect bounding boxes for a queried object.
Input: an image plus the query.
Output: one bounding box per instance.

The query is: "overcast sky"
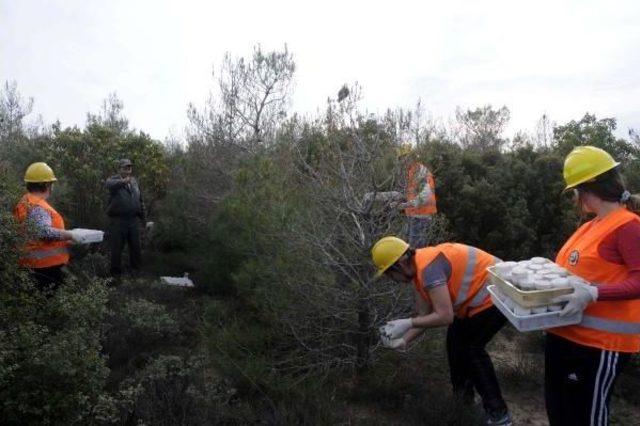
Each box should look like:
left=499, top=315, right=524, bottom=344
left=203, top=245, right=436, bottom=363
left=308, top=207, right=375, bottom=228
left=1, top=0, right=639, bottom=140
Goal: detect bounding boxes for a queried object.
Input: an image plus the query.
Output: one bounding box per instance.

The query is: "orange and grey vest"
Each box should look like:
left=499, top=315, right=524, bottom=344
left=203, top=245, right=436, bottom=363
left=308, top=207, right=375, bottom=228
left=413, top=243, right=497, bottom=318
left=405, top=162, right=437, bottom=217
left=551, top=208, right=640, bottom=353
left=13, top=193, right=70, bottom=269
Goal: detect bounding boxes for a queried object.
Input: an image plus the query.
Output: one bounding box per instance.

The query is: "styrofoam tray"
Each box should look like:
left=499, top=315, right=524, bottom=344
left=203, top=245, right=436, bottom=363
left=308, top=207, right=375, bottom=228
left=71, top=228, right=104, bottom=244
left=488, top=285, right=581, bottom=332
left=487, top=266, right=573, bottom=308
left=160, top=276, right=194, bottom=288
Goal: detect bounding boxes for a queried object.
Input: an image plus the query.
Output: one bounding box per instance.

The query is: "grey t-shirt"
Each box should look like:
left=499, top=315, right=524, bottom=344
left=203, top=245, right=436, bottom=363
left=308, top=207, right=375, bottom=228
left=421, top=253, right=452, bottom=291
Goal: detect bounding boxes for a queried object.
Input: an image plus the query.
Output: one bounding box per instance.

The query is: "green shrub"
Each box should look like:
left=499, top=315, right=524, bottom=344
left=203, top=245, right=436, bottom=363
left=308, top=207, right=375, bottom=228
left=0, top=276, right=110, bottom=425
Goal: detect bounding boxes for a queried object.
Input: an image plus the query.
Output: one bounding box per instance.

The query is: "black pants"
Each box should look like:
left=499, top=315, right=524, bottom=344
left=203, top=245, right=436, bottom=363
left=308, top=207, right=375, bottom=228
left=446, top=305, right=508, bottom=416
left=545, top=333, right=630, bottom=426
left=109, top=217, right=142, bottom=276
left=31, top=265, right=65, bottom=292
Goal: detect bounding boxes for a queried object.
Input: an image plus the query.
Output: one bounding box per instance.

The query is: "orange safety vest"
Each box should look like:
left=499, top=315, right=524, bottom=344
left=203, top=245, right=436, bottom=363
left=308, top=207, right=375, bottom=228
left=551, top=207, right=640, bottom=353
left=413, top=243, right=497, bottom=318
left=13, top=193, right=70, bottom=269
left=405, top=162, right=437, bottom=217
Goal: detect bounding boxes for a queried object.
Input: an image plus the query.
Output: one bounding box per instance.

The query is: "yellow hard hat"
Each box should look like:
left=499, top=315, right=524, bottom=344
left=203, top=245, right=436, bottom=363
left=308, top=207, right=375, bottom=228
left=24, top=162, right=58, bottom=183
left=563, top=146, right=619, bottom=190
left=396, top=143, right=413, bottom=158
left=371, top=236, right=410, bottom=278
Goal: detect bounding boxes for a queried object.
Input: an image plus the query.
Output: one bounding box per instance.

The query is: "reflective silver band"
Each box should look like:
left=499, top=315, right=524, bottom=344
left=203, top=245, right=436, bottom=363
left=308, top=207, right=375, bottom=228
left=469, top=285, right=489, bottom=307
left=453, top=247, right=478, bottom=308
left=580, top=315, right=640, bottom=335
left=23, top=246, right=69, bottom=260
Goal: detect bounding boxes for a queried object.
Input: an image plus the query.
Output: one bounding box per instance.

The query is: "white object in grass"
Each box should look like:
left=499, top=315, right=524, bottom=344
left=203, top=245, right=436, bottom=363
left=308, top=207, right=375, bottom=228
left=160, top=274, right=194, bottom=288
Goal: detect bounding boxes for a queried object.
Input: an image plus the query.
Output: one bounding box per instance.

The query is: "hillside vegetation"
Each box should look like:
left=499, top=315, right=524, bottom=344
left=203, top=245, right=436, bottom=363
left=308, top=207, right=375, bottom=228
left=2, top=46, right=640, bottom=424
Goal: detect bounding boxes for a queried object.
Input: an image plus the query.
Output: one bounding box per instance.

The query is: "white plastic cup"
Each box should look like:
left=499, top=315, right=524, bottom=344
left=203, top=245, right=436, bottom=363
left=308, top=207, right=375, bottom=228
left=550, top=278, right=569, bottom=289
left=532, top=306, right=548, bottom=314
left=530, top=257, right=549, bottom=265
left=514, top=305, right=532, bottom=316
left=535, top=281, right=553, bottom=291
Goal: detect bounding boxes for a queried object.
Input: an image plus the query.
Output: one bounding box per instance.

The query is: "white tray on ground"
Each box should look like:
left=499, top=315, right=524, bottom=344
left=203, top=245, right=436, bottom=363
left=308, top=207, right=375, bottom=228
left=71, top=228, right=104, bottom=244
left=160, top=276, right=194, bottom=288
left=488, top=285, right=581, bottom=332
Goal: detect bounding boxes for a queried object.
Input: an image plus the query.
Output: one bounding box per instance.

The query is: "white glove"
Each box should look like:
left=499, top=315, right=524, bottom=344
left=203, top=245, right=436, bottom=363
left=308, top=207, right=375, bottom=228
left=381, top=335, right=406, bottom=351
left=380, top=318, right=413, bottom=340
left=552, top=282, right=598, bottom=317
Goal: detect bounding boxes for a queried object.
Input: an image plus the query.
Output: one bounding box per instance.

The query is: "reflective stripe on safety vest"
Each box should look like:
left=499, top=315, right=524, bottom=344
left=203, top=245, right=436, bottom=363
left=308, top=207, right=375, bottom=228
left=467, top=257, right=502, bottom=307
left=581, top=315, right=640, bottom=335
left=469, top=285, right=490, bottom=307
left=413, top=243, right=496, bottom=318
left=453, top=247, right=478, bottom=308
left=22, top=246, right=69, bottom=260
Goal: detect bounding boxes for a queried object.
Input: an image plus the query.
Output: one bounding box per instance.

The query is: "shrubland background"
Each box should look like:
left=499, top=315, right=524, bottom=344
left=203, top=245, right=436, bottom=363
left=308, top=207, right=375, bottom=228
left=2, top=46, right=640, bottom=425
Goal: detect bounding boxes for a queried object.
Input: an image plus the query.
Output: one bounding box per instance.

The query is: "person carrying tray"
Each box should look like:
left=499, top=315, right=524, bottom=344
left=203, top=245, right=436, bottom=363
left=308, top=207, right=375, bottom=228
left=13, top=162, right=82, bottom=291
left=371, top=236, right=512, bottom=426
left=544, top=146, right=640, bottom=426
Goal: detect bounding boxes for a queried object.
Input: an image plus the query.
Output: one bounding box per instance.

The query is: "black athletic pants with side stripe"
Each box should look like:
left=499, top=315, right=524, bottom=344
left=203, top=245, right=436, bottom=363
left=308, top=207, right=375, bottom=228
left=545, top=333, right=630, bottom=426
left=446, top=305, right=508, bottom=416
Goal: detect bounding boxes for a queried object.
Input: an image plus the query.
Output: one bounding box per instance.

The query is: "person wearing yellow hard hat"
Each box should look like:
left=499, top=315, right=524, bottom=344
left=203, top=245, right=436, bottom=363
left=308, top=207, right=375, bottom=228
left=372, top=236, right=512, bottom=426
left=544, top=146, right=640, bottom=425
left=13, top=162, right=81, bottom=291
left=396, top=143, right=437, bottom=248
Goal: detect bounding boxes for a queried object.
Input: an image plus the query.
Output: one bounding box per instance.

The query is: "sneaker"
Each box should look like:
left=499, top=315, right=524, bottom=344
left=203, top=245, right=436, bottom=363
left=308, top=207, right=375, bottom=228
left=485, top=411, right=512, bottom=426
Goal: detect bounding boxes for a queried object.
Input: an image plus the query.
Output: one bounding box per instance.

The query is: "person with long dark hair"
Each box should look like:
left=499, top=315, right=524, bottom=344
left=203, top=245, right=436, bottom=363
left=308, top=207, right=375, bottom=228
left=547, top=146, right=640, bottom=425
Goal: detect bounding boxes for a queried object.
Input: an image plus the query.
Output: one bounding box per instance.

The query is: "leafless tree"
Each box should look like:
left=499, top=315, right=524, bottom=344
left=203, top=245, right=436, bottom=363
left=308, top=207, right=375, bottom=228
left=535, top=113, right=554, bottom=149
left=256, top=87, right=448, bottom=378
